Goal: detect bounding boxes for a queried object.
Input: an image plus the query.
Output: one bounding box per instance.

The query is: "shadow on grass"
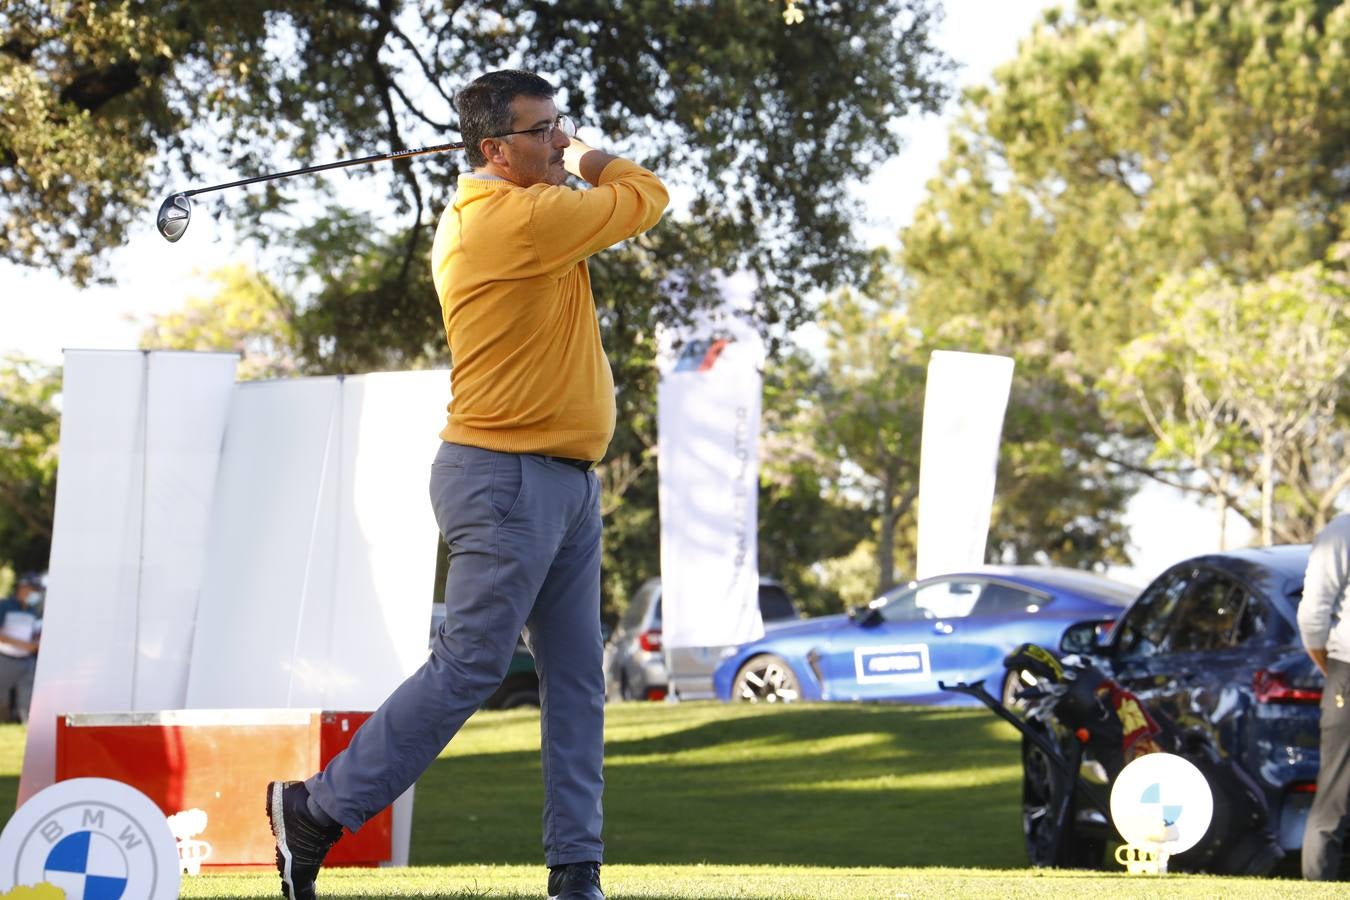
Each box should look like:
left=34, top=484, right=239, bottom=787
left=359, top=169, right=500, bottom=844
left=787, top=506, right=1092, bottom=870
left=409, top=704, right=1026, bottom=869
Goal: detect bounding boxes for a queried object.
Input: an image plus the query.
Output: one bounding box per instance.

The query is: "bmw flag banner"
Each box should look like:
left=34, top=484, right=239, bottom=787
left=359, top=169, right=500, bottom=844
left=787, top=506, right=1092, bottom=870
left=915, top=351, right=1015, bottom=581
left=657, top=301, right=765, bottom=652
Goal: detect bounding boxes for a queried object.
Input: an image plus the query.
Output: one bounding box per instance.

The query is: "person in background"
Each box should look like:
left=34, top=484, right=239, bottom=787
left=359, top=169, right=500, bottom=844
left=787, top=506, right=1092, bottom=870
left=0, top=572, right=43, bottom=723
left=1298, top=512, right=1350, bottom=881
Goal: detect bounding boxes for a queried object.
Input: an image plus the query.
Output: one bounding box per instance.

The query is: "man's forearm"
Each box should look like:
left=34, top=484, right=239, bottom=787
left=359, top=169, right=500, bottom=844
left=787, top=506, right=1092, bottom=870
left=563, top=138, right=621, bottom=185
left=1308, top=646, right=1330, bottom=677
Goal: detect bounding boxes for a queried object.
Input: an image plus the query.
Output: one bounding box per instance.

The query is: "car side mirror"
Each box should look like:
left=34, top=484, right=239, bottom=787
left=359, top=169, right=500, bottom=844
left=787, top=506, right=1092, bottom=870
left=1060, top=620, right=1109, bottom=656
left=847, top=605, right=882, bottom=627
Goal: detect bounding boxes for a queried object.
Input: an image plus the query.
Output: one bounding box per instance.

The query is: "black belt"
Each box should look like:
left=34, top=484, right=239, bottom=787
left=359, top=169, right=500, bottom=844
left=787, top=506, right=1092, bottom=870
left=544, top=455, right=597, bottom=472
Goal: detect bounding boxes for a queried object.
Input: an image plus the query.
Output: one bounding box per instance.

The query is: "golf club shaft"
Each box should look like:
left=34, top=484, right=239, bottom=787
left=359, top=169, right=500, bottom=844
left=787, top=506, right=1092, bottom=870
left=181, top=140, right=467, bottom=198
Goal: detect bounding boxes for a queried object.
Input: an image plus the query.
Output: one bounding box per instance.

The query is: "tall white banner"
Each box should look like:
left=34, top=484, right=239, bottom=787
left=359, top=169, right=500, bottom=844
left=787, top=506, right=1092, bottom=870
left=186, top=370, right=448, bottom=710
left=915, top=350, right=1015, bottom=581
left=21, top=350, right=238, bottom=804
left=658, top=330, right=764, bottom=650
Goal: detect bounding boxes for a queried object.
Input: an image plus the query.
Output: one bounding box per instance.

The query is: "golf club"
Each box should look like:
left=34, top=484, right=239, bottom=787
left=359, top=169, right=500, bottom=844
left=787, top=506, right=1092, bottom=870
left=156, top=139, right=466, bottom=242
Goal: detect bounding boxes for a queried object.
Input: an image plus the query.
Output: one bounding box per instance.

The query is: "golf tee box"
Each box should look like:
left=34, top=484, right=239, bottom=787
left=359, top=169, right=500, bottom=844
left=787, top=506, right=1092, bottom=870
left=54, top=709, right=392, bottom=869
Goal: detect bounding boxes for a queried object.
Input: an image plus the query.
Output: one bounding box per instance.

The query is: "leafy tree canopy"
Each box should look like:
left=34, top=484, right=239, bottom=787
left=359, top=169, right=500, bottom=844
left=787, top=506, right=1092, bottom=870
left=138, top=263, right=303, bottom=380
left=902, top=0, right=1350, bottom=374
left=3, top=0, right=953, bottom=340
left=1105, top=244, right=1350, bottom=543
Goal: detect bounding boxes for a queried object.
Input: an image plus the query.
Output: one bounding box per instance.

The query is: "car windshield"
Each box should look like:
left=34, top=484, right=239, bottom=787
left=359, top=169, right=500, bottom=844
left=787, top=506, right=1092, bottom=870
left=622, top=583, right=657, bottom=630
left=871, top=580, right=980, bottom=621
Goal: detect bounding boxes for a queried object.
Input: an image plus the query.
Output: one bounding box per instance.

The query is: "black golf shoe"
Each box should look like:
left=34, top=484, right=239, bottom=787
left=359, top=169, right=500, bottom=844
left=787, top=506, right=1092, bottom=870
left=547, top=861, right=604, bottom=899
left=266, top=780, right=343, bottom=899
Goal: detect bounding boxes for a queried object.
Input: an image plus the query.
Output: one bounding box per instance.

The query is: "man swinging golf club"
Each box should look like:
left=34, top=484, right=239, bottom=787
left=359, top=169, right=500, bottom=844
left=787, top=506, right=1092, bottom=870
left=266, top=69, right=668, bottom=900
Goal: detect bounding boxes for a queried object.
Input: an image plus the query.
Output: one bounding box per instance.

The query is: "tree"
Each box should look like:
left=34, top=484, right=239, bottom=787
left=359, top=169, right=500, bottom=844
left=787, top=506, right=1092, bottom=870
left=811, top=288, right=926, bottom=594
left=3, top=0, right=952, bottom=329
left=5, top=2, right=959, bottom=617
left=1106, top=248, right=1350, bottom=543
left=899, top=0, right=1349, bottom=553
left=139, top=263, right=303, bottom=380
left=799, top=275, right=1133, bottom=595
left=757, top=346, right=872, bottom=616
left=903, top=0, right=1349, bottom=373
left=0, top=357, right=60, bottom=576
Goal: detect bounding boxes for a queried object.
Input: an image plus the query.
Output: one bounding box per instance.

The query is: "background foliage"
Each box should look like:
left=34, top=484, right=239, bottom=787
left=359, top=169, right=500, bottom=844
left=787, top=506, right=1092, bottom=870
left=901, top=0, right=1349, bottom=557
left=4, top=0, right=1348, bottom=614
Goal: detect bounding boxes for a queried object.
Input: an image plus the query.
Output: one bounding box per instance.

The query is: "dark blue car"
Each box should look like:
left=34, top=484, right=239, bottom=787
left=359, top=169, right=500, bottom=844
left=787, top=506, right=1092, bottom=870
left=1044, top=545, right=1324, bottom=864
left=712, top=566, right=1137, bottom=706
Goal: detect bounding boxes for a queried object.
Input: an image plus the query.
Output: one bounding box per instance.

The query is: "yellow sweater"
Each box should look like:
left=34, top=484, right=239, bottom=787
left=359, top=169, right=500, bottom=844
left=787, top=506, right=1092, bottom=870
left=431, top=158, right=668, bottom=462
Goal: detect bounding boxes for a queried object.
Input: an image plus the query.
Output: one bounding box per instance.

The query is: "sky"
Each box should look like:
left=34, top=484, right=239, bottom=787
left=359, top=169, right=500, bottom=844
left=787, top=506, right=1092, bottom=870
left=0, top=0, right=1251, bottom=581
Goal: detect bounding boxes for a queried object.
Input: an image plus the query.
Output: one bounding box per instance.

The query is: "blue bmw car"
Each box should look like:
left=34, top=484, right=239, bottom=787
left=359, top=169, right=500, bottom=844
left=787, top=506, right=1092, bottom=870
left=1023, top=545, right=1326, bottom=868
left=712, top=566, right=1138, bottom=706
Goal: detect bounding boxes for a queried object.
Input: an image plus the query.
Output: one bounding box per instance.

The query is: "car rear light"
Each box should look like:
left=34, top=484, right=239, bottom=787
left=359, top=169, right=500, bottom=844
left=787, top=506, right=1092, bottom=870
left=1253, top=669, right=1322, bottom=704
left=645, top=687, right=667, bottom=701
left=638, top=629, right=662, bottom=652
left=1289, top=780, right=1317, bottom=794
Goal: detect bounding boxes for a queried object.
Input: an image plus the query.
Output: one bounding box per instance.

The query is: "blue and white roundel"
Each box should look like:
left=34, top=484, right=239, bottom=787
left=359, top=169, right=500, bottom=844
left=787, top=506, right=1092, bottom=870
left=1137, top=781, right=1184, bottom=828
left=43, top=830, right=129, bottom=899
left=0, top=778, right=180, bottom=898
left=1110, top=753, right=1214, bottom=854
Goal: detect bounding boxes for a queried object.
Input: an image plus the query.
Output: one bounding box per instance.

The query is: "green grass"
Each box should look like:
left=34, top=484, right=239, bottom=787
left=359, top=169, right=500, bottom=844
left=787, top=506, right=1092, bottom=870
left=175, top=864, right=1350, bottom=899
left=411, top=702, right=1026, bottom=868
left=0, top=704, right=1340, bottom=897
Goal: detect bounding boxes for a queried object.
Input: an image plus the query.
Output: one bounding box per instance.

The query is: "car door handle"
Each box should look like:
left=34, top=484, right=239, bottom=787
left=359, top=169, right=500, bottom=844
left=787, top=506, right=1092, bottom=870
left=933, top=621, right=954, bottom=635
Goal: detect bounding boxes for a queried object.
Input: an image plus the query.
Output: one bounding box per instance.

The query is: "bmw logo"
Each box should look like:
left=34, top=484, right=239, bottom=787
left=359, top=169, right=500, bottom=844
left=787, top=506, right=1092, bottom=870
left=0, top=779, right=180, bottom=898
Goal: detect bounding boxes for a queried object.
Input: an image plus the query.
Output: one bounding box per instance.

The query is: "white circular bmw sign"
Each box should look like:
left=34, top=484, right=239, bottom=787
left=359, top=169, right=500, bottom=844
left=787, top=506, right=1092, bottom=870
left=0, top=778, right=181, bottom=899
left=1110, top=753, right=1214, bottom=854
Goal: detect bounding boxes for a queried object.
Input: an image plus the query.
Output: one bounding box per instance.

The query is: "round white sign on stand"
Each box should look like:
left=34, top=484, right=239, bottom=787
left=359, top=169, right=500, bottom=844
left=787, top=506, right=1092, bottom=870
left=0, top=778, right=181, bottom=899
left=1110, top=752, right=1214, bottom=872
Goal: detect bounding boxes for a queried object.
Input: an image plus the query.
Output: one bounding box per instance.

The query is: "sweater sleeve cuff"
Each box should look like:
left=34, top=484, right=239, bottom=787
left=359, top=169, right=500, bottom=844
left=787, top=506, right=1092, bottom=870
left=596, top=157, right=649, bottom=183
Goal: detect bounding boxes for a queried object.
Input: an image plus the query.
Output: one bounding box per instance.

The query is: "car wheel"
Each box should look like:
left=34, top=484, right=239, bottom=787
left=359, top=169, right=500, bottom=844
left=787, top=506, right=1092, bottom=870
left=731, top=654, right=800, bottom=703
left=1022, top=728, right=1061, bottom=867
left=1021, top=728, right=1103, bottom=869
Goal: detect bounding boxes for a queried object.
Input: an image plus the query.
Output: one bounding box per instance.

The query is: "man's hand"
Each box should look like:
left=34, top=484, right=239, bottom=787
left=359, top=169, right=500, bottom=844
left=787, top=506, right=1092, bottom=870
left=1308, top=646, right=1330, bottom=677
left=563, top=138, right=619, bottom=186
left=0, top=636, right=37, bottom=654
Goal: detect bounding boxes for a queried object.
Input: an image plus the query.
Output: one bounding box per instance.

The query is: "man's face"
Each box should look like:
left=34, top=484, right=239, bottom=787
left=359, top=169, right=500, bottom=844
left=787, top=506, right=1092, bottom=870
left=491, top=95, right=570, bottom=188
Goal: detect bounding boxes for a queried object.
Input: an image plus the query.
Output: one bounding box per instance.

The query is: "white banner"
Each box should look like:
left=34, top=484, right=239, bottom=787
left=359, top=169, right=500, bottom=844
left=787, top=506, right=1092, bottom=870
left=658, top=332, right=764, bottom=650
left=21, top=350, right=238, bottom=804
left=185, top=370, right=448, bottom=711
left=915, top=350, right=1015, bottom=581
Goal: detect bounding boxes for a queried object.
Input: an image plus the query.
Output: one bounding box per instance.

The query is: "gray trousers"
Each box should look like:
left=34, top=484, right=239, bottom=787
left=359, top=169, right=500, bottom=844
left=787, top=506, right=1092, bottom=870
left=308, top=442, right=605, bottom=867
left=0, top=654, right=35, bottom=723
left=1305, top=656, right=1350, bottom=880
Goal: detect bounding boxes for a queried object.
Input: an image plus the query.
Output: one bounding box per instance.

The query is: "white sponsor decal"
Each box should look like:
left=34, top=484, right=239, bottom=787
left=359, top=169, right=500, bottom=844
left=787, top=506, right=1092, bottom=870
left=166, top=808, right=212, bottom=876
left=0, top=777, right=181, bottom=898
left=854, top=644, right=932, bottom=684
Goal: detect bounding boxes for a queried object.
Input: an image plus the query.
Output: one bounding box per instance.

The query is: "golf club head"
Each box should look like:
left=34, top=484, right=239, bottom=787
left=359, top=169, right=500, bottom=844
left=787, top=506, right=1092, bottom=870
left=157, top=193, right=192, bottom=242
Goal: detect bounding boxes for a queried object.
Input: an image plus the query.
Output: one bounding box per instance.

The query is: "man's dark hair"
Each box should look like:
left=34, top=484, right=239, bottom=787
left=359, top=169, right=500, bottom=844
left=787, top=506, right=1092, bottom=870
left=456, top=70, right=556, bottom=168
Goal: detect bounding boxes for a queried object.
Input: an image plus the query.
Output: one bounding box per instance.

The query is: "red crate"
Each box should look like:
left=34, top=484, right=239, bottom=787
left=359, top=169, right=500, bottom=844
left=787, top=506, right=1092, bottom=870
left=55, top=710, right=391, bottom=869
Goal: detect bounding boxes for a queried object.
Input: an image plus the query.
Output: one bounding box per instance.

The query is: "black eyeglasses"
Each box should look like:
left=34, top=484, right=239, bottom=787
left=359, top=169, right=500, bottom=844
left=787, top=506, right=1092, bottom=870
left=490, top=115, right=577, bottom=143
